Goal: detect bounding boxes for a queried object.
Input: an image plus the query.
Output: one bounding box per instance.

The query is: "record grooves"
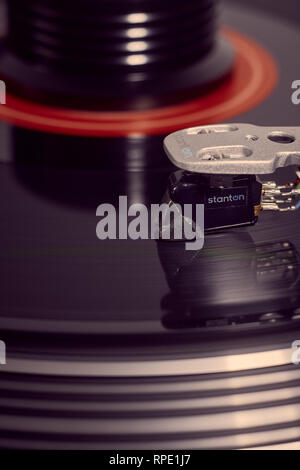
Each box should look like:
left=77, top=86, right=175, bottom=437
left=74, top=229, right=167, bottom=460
left=0, top=0, right=300, bottom=450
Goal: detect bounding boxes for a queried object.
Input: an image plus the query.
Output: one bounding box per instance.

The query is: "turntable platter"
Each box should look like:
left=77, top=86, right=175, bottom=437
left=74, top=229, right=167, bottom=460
left=1, top=0, right=300, bottom=450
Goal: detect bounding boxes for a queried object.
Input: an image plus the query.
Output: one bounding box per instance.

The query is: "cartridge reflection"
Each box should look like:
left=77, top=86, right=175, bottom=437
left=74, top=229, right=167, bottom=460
left=158, top=233, right=300, bottom=330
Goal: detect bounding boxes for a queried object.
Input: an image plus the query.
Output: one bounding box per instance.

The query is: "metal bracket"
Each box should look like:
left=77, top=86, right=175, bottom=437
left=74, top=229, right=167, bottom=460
left=164, top=124, right=300, bottom=174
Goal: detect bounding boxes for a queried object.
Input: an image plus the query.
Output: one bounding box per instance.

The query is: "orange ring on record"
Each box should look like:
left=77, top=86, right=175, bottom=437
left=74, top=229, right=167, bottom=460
left=0, top=28, right=278, bottom=137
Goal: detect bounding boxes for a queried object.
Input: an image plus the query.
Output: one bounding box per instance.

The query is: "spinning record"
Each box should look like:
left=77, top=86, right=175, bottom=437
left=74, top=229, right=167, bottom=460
left=0, top=0, right=300, bottom=451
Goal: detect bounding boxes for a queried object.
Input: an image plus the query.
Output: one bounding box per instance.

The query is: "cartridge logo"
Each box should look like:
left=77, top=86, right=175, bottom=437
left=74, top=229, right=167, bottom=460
left=174, top=134, right=194, bottom=159
left=207, top=188, right=248, bottom=208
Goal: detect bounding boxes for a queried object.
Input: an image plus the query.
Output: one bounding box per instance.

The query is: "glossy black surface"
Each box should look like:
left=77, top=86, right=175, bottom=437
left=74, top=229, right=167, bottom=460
left=0, top=0, right=234, bottom=109
left=1, top=131, right=300, bottom=344
left=166, top=172, right=262, bottom=231
left=0, top=2, right=300, bottom=349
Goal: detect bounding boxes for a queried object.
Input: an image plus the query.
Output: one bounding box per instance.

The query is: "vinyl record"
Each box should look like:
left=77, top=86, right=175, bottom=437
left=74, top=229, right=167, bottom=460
left=0, top=0, right=300, bottom=450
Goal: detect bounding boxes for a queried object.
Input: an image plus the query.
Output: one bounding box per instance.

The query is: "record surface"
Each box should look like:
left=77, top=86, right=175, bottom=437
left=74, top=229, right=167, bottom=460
left=1, top=0, right=300, bottom=450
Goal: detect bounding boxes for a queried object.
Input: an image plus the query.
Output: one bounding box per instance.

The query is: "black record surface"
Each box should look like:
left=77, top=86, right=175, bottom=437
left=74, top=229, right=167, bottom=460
left=0, top=0, right=300, bottom=450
